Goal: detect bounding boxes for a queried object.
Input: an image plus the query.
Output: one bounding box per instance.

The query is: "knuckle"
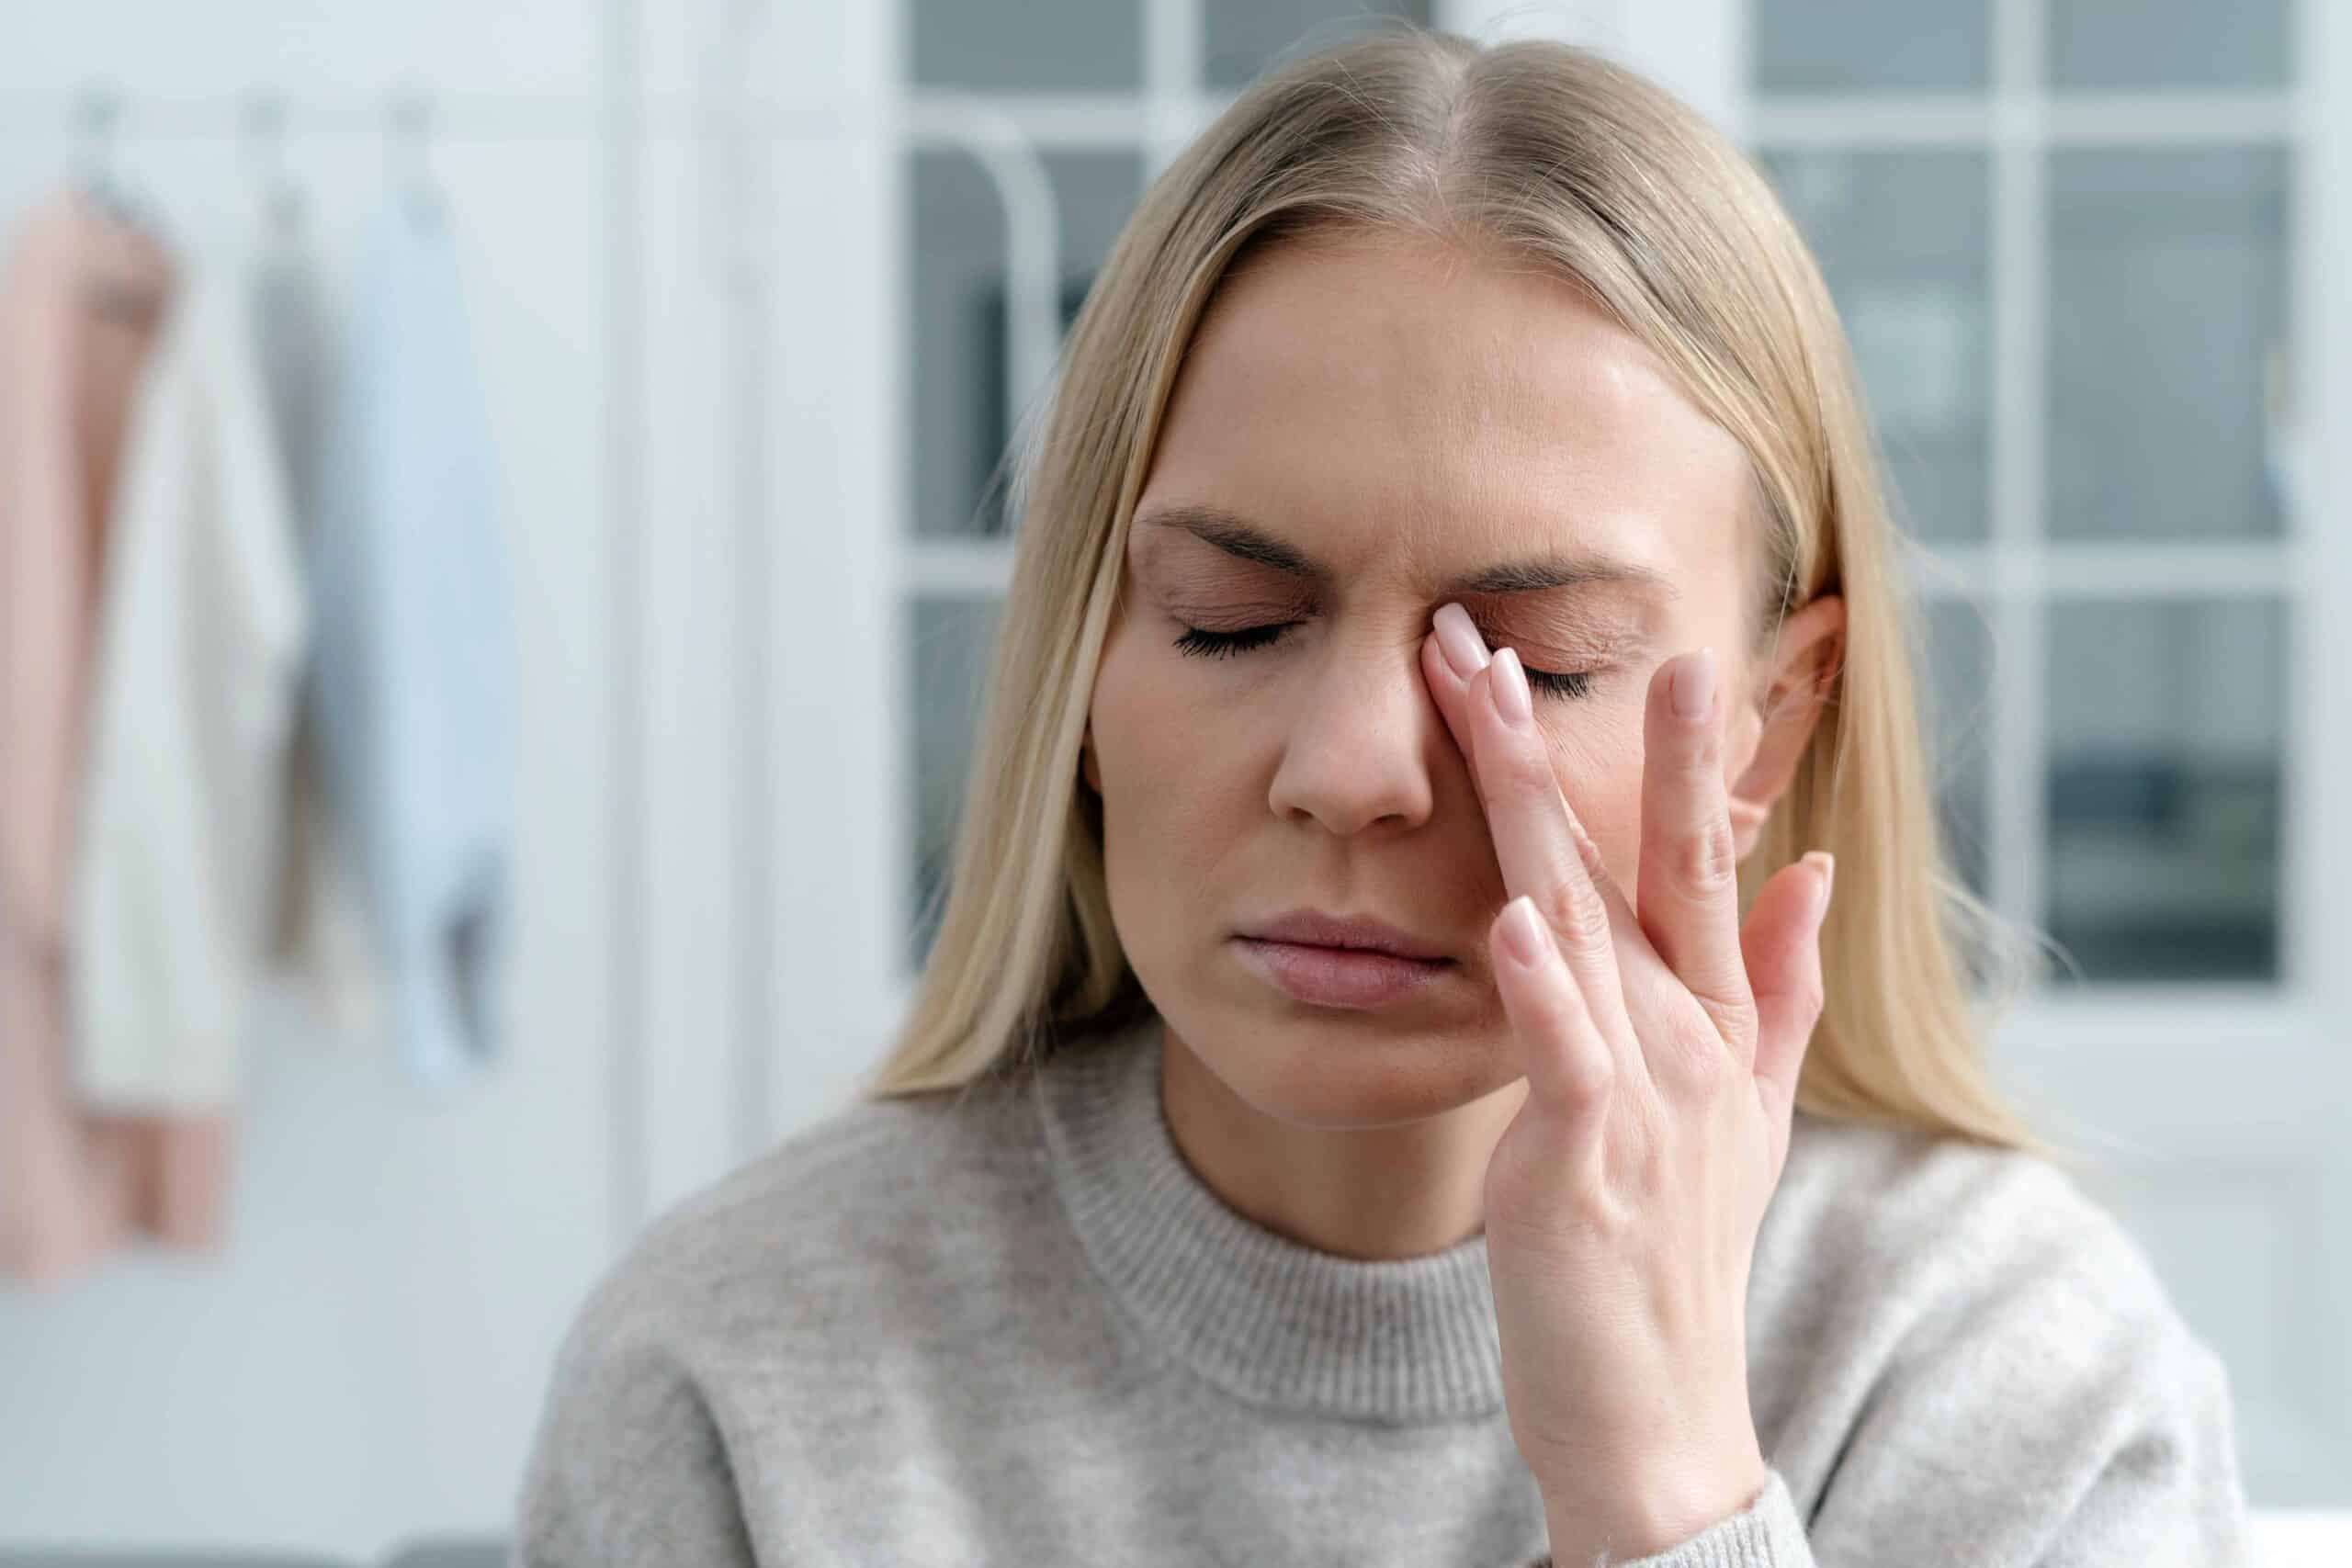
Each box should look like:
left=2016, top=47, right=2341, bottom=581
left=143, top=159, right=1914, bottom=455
left=1540, top=877, right=1611, bottom=953
left=1559, top=1043, right=1614, bottom=1106
left=1667, top=723, right=1723, bottom=777
left=1702, top=996, right=1756, bottom=1054
left=1668, top=818, right=1739, bottom=897
left=1485, top=743, right=1555, bottom=805
left=1673, top=1034, right=1727, bottom=1096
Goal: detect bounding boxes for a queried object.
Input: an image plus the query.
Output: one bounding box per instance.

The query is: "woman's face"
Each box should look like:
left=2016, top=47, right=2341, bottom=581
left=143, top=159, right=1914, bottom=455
left=1084, top=229, right=1802, bottom=1127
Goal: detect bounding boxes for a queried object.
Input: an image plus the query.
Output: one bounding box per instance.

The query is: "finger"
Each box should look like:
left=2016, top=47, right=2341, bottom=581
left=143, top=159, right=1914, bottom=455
left=1740, top=851, right=1834, bottom=1132
left=1422, top=604, right=1491, bottom=799
left=1492, top=894, right=1613, bottom=1180
left=1429, top=604, right=1663, bottom=1067
left=1464, top=642, right=1648, bottom=1075
left=1637, top=648, right=1757, bottom=1057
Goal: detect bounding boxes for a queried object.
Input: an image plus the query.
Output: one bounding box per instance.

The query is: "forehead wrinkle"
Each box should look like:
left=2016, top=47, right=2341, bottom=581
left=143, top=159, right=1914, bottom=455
left=1134, top=502, right=1678, bottom=614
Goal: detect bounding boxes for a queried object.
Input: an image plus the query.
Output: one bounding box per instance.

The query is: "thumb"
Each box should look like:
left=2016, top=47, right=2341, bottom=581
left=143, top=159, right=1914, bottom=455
left=1739, top=851, right=1833, bottom=1125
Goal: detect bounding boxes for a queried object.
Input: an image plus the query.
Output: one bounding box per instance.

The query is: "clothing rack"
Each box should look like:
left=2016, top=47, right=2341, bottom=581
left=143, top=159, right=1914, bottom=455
left=0, top=74, right=662, bottom=1252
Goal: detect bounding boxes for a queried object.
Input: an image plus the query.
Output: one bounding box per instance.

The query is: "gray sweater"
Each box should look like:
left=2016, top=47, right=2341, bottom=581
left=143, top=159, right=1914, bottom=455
left=512, top=1009, right=2249, bottom=1565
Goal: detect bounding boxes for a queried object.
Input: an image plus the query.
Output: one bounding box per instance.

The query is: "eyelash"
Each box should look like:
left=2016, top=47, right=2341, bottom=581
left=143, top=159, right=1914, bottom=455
left=1171, top=622, right=1595, bottom=700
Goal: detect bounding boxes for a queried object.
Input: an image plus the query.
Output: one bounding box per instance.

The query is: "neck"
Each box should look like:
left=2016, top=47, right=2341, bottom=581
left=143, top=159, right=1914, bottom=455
left=1158, top=1018, right=1530, bottom=1260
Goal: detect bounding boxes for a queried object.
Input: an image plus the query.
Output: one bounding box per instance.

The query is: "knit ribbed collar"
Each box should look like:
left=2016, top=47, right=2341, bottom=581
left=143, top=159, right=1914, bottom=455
left=1035, top=1010, right=1507, bottom=1424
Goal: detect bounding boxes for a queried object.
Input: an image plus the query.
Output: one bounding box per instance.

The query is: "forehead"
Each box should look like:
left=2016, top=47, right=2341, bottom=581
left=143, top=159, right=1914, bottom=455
left=1134, top=230, right=1753, bottom=590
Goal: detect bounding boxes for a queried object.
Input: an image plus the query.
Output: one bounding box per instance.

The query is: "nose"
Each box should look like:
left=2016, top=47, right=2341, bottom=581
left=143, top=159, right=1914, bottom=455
left=1265, top=631, right=1443, bottom=836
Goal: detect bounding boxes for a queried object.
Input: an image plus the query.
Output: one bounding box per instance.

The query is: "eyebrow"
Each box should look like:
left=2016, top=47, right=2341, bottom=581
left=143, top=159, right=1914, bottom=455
left=1133, top=502, right=1679, bottom=602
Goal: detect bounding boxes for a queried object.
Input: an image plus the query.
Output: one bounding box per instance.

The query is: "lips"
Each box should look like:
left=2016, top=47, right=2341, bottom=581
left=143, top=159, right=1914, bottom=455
left=1238, top=908, right=1452, bottom=961
left=1232, top=936, right=1453, bottom=1009
left=1231, top=908, right=1455, bottom=1010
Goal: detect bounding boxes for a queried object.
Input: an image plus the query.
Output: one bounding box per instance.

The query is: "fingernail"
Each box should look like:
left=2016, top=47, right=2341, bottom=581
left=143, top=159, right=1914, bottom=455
left=1672, top=647, right=1715, bottom=723
left=1490, top=647, right=1533, bottom=726
left=1433, top=602, right=1489, bottom=679
left=1806, top=851, right=1836, bottom=920
left=1498, top=895, right=1547, bottom=967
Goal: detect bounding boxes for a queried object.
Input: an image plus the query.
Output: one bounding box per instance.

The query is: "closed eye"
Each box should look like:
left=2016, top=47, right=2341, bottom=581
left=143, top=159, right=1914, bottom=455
left=1171, top=622, right=1595, bottom=699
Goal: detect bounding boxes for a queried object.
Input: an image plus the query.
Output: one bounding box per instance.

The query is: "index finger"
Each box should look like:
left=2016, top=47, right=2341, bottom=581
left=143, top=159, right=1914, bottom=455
left=1423, top=605, right=1648, bottom=961
left=1427, top=615, right=1650, bottom=1056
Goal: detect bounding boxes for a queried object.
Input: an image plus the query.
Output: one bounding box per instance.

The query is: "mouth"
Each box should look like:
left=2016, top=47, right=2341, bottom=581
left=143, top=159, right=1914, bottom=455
left=1237, top=909, right=1453, bottom=961
left=1230, top=938, right=1453, bottom=1009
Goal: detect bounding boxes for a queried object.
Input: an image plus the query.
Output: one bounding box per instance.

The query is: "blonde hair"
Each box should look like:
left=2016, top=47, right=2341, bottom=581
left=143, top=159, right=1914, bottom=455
left=862, top=25, right=2047, bottom=1158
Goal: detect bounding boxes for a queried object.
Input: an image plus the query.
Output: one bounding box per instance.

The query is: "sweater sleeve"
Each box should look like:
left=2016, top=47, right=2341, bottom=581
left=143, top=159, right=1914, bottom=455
left=1533, top=1467, right=1812, bottom=1567
left=512, top=1316, right=762, bottom=1568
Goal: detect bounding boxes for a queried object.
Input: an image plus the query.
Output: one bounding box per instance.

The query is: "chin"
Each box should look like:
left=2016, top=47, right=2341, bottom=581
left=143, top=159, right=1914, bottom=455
left=1176, top=990, right=1521, bottom=1131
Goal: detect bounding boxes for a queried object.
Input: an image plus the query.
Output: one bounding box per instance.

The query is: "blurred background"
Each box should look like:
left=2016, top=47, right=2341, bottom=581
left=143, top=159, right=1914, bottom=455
left=0, top=0, right=2345, bottom=1560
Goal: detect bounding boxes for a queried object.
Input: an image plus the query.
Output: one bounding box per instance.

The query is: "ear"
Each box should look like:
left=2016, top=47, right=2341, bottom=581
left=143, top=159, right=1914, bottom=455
left=1080, top=719, right=1102, bottom=795
left=1727, top=593, right=1846, bottom=861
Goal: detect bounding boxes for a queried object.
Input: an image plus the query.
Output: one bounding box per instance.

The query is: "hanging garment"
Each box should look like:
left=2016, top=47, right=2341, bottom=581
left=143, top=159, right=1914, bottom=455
left=247, top=193, right=384, bottom=1046
left=66, top=194, right=313, bottom=1133
left=0, top=187, right=228, bottom=1285
left=308, top=194, right=513, bottom=1086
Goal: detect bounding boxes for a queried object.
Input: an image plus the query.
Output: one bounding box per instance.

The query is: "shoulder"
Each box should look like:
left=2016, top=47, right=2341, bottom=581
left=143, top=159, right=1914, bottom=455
left=1756, top=1111, right=2245, bottom=1550
left=1769, top=1110, right=2180, bottom=1325
left=548, top=1067, right=1044, bottom=1379
left=515, top=1070, right=1049, bottom=1554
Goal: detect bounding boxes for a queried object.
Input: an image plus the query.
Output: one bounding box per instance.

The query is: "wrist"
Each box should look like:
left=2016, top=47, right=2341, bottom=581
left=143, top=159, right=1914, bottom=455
left=1540, top=1443, right=1770, bottom=1564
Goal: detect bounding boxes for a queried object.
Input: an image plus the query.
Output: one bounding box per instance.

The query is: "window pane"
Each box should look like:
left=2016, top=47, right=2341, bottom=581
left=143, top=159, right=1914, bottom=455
left=1760, top=149, right=1991, bottom=542
left=909, top=594, right=1005, bottom=972
left=2046, top=146, right=2290, bottom=540
left=1920, top=596, right=1995, bottom=900
left=911, top=0, right=1141, bottom=91
left=2043, top=599, right=2284, bottom=982
left=910, top=148, right=1145, bottom=537
left=1753, top=0, right=1990, bottom=93
left=2048, top=0, right=2289, bottom=91
left=1204, top=0, right=1431, bottom=90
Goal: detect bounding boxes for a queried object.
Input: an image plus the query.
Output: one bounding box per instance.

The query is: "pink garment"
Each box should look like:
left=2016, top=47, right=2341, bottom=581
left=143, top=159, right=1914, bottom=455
left=0, top=188, right=233, bottom=1285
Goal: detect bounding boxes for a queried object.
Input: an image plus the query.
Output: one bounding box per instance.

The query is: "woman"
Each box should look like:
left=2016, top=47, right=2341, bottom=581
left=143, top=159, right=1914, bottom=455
left=515, top=27, right=2247, bottom=1566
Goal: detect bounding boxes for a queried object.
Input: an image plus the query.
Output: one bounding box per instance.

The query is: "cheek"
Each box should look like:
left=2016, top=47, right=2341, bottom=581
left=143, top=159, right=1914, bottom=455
left=1091, top=606, right=1292, bottom=778
left=1086, top=627, right=1255, bottom=989
left=1537, top=709, right=1648, bottom=891
left=1090, top=624, right=1197, bottom=792
left=1087, top=626, right=1250, bottom=875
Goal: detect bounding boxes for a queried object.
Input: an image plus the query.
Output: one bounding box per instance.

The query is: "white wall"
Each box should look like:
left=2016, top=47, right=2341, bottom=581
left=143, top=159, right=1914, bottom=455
left=0, top=2, right=628, bottom=1554
left=0, top=0, right=902, bottom=1551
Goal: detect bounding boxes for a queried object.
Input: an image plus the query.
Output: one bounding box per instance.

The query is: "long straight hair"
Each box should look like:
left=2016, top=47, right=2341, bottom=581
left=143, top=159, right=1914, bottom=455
left=862, top=26, right=2045, bottom=1158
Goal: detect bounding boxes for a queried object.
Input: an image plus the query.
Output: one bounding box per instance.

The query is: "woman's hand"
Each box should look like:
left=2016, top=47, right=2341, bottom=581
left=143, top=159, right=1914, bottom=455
left=1420, top=603, right=1835, bottom=1563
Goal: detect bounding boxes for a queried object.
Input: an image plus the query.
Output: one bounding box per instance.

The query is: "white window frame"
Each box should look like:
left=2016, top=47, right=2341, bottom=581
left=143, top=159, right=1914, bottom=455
left=727, top=0, right=2349, bottom=1165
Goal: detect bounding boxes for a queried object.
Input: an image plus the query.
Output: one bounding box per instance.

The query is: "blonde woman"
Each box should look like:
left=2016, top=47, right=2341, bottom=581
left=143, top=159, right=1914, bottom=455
left=516, top=27, right=2247, bottom=1567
